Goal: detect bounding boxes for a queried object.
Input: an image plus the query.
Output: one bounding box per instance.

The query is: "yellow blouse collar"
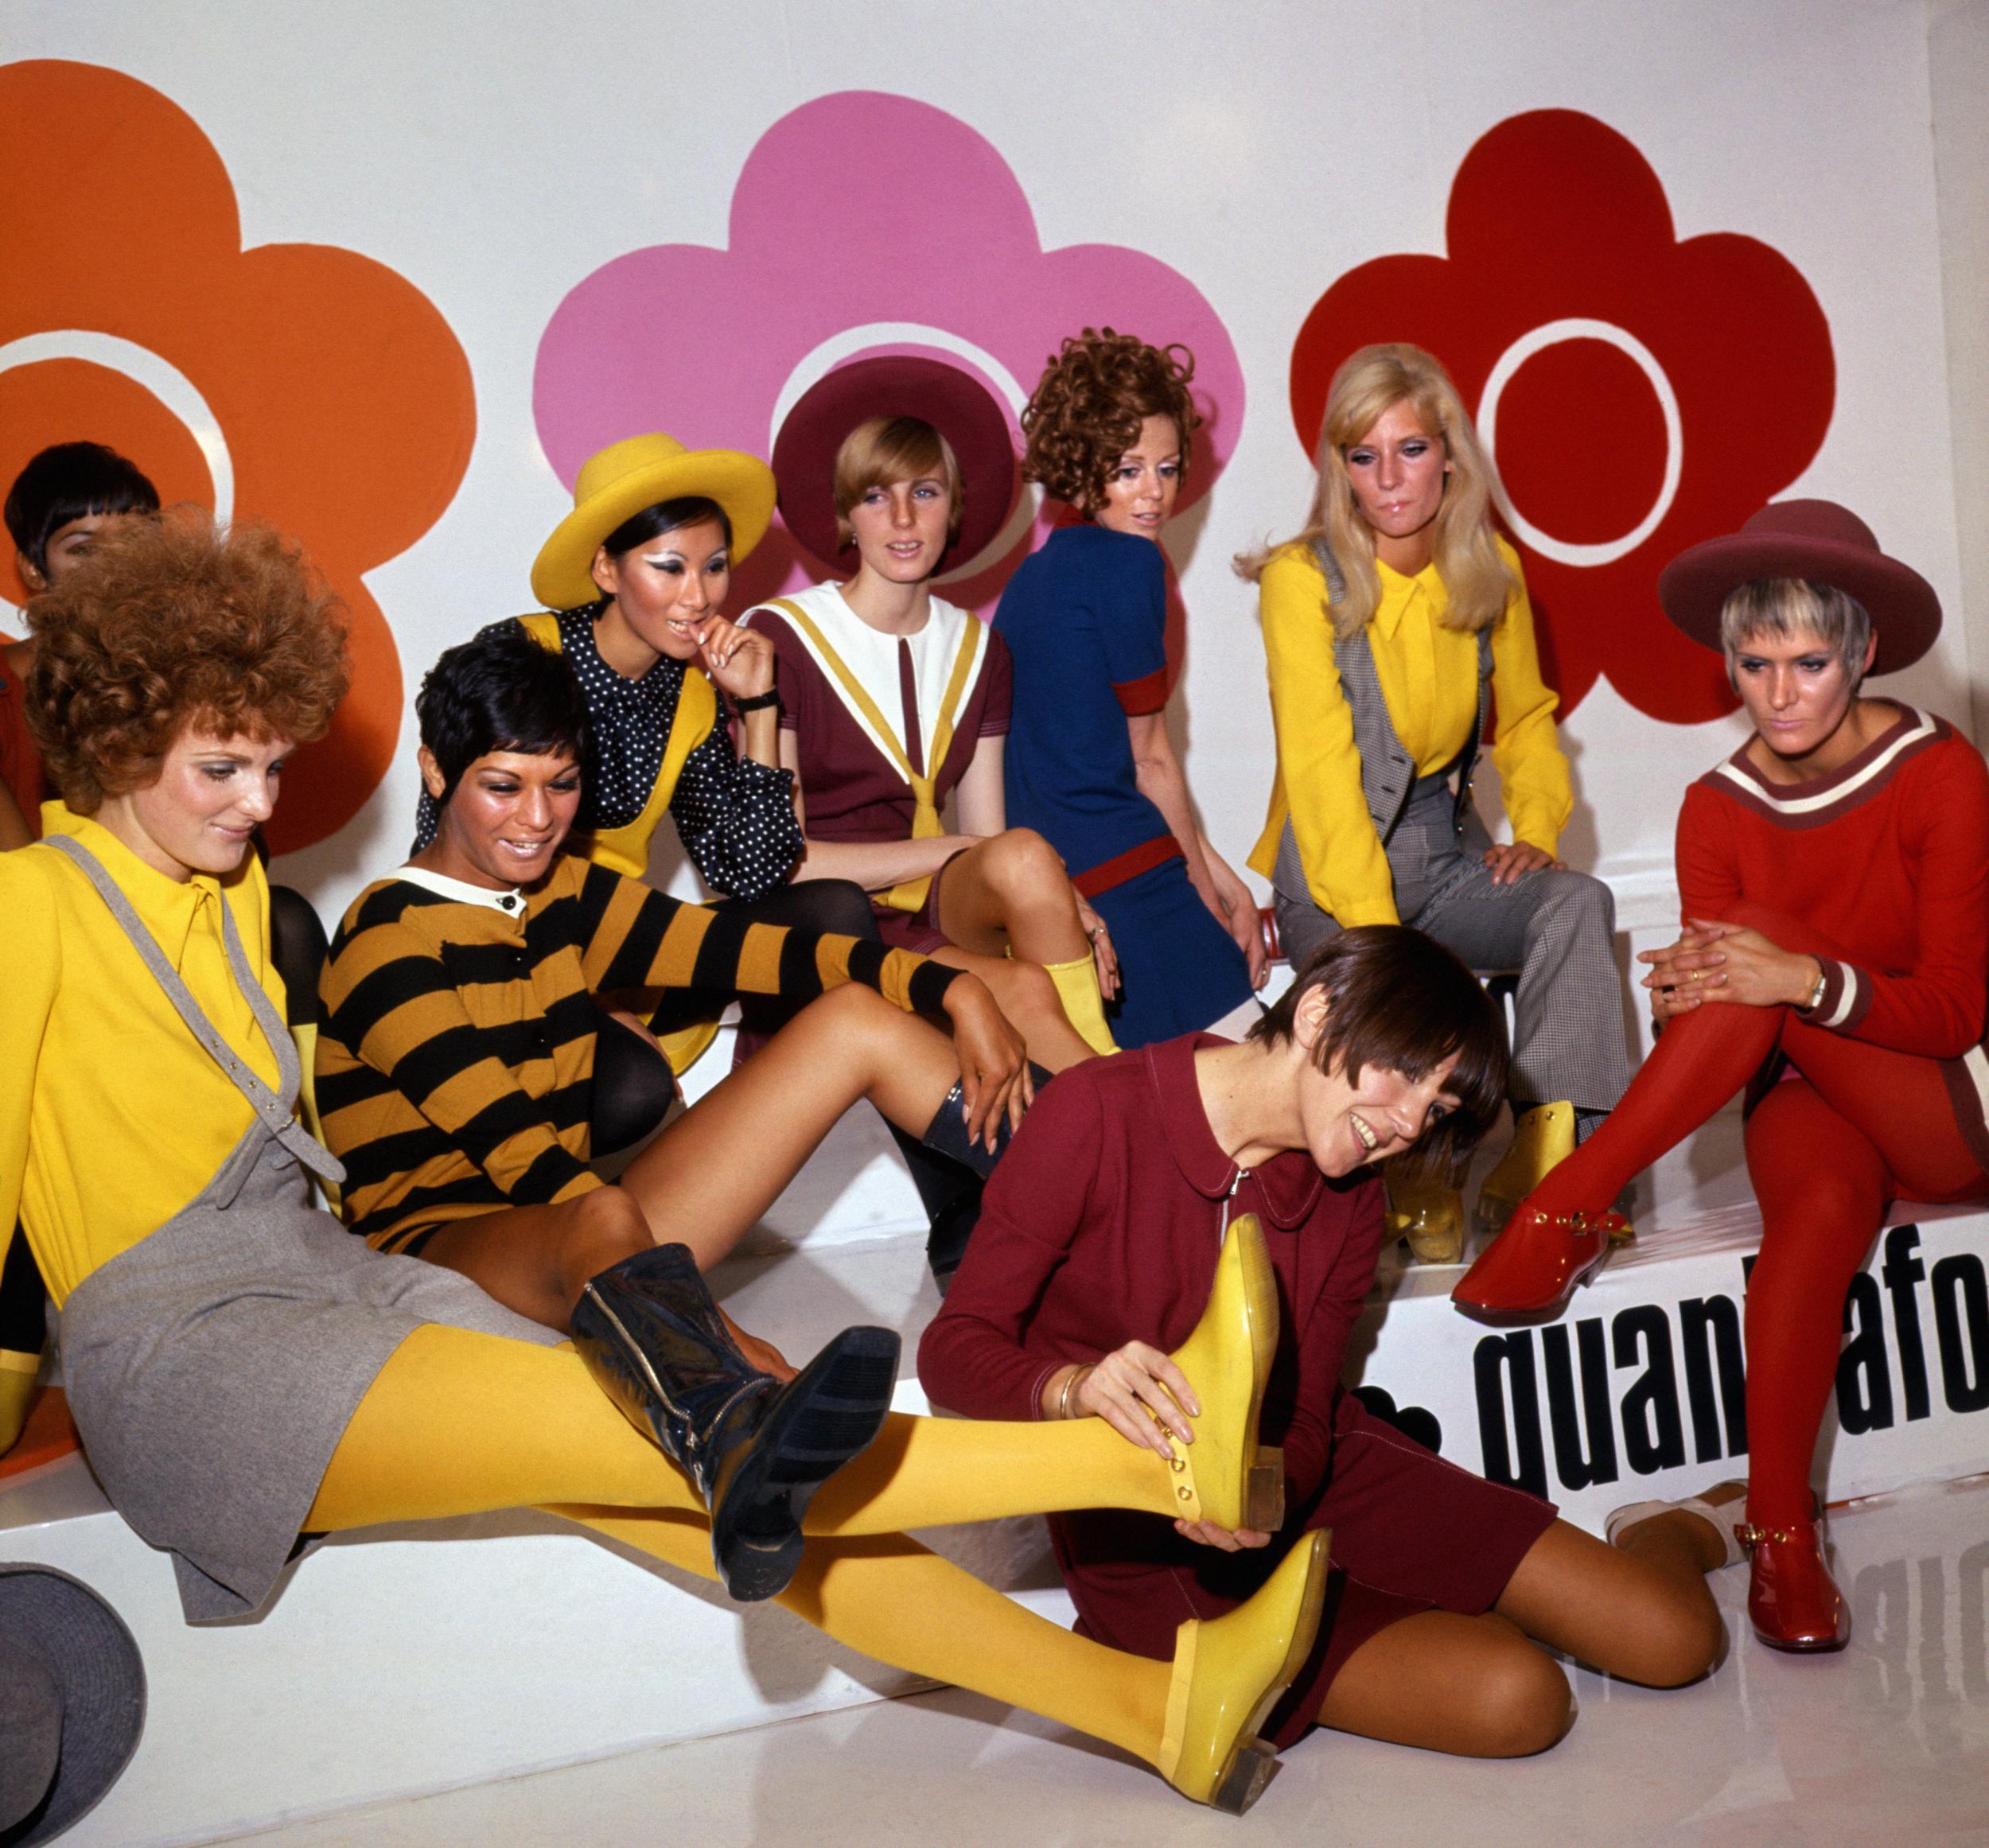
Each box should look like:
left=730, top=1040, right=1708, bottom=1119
left=1372, top=557, right=1447, bottom=640
left=41, top=805, right=248, bottom=959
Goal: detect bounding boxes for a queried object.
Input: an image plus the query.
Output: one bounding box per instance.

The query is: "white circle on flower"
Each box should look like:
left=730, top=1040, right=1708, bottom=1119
left=772, top=323, right=1039, bottom=582
left=0, top=330, right=235, bottom=522
left=1476, top=319, right=1681, bottom=569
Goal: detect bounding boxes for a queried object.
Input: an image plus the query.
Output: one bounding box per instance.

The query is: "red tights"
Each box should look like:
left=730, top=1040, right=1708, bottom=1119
left=1523, top=902, right=1988, bottom=1528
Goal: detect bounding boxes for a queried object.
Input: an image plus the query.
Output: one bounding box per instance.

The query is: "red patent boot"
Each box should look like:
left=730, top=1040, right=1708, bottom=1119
left=1742, top=1518, right=1850, bottom=1652
left=1450, top=1205, right=1624, bottom=1321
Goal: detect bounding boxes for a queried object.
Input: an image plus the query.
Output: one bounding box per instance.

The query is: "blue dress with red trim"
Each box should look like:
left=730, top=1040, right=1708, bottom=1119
left=994, top=523, right=1253, bottom=1046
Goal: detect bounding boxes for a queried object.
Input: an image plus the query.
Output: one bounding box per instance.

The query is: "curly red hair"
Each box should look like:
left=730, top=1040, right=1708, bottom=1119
left=1020, top=329, right=1200, bottom=511
left=26, top=512, right=350, bottom=813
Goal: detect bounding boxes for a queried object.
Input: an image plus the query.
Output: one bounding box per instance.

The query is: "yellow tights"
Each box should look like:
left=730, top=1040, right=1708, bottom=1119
left=306, top=1326, right=1177, bottom=1764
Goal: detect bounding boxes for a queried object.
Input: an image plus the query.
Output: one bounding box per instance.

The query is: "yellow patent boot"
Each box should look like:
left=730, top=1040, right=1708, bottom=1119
left=1160, top=1212, right=1285, bottom=1534
left=1158, top=1530, right=1330, bottom=1812
left=1473, top=1101, right=1636, bottom=1248
left=1385, top=1164, right=1467, bottom=1265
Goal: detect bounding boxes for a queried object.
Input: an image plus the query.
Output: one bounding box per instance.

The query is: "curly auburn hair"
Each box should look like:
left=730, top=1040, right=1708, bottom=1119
left=1020, top=329, right=1200, bottom=511
left=26, top=512, right=350, bottom=812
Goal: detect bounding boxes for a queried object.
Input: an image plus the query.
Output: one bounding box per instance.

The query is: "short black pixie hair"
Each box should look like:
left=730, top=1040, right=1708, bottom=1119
left=415, top=624, right=590, bottom=807
left=6, top=442, right=161, bottom=576
left=1250, top=925, right=1509, bottom=1179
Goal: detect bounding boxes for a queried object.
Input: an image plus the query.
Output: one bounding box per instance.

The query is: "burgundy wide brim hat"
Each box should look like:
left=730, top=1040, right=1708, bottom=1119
left=1656, top=498, right=1941, bottom=677
left=772, top=355, right=1019, bottom=574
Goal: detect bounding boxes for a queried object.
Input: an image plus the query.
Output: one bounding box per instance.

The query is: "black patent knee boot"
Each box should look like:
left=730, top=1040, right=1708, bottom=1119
left=915, top=1065, right=1052, bottom=1293
left=571, top=1244, right=900, bottom=1601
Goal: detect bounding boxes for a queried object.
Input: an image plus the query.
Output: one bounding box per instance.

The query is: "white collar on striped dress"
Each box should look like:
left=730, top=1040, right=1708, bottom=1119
left=392, top=863, right=527, bottom=914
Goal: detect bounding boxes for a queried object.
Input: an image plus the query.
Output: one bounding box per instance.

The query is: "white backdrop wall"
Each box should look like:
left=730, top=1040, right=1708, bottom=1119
left=2, top=0, right=1971, bottom=929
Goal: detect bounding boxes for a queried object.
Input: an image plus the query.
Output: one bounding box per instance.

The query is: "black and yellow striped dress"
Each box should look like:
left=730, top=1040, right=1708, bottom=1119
left=317, top=854, right=957, bottom=1253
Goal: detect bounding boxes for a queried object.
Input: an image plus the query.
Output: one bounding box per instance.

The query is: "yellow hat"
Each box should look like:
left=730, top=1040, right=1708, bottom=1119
left=530, top=433, right=777, bottom=609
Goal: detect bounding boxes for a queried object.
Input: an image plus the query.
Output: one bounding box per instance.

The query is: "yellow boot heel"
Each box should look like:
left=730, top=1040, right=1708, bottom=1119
left=1158, top=1529, right=1330, bottom=1812
left=1385, top=1164, right=1467, bottom=1265
left=1162, top=1212, right=1283, bottom=1533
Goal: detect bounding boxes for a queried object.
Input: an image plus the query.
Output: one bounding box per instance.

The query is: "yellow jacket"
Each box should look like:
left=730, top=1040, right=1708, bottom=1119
left=0, top=807, right=284, bottom=1303
left=1249, top=539, right=1571, bottom=927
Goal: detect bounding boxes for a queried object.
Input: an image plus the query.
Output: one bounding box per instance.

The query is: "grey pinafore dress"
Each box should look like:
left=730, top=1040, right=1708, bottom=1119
left=50, top=836, right=561, bottom=1623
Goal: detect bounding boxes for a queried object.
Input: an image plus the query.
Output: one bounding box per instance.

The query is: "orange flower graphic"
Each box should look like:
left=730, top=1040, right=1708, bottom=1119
left=0, top=59, right=475, bottom=850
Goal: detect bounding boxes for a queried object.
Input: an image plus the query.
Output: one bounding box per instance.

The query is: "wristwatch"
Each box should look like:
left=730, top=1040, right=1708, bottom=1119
left=730, top=689, right=780, bottom=713
left=1804, top=963, right=1828, bottom=1012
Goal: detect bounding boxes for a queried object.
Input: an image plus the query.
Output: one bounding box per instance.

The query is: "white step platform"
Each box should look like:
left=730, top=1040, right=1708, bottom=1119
left=12, top=1000, right=1989, bottom=1844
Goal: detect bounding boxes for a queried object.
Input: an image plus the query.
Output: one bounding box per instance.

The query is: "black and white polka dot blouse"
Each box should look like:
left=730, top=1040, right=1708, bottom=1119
left=411, top=606, right=804, bottom=901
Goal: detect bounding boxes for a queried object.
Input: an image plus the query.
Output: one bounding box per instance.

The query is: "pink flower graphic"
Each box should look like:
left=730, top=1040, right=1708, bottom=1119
left=534, top=91, right=1243, bottom=671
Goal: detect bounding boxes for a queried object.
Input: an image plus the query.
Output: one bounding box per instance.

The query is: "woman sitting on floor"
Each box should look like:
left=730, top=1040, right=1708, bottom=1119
left=922, top=928, right=1727, bottom=1762
left=0, top=507, right=1389, bottom=1811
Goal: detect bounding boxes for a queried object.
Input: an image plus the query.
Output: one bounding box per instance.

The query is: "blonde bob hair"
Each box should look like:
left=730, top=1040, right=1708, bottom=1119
left=1237, top=343, right=1516, bottom=642
left=831, top=416, right=963, bottom=550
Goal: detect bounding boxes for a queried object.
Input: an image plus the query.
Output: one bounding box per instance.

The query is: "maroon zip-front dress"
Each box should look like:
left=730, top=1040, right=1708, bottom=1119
left=919, top=1033, right=1556, bottom=1745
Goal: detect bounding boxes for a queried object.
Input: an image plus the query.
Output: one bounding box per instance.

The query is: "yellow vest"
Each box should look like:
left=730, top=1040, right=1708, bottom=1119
left=517, top=611, right=722, bottom=1075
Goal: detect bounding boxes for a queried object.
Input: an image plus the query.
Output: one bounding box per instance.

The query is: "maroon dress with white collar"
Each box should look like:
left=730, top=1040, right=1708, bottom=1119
left=919, top=1033, right=1555, bottom=1745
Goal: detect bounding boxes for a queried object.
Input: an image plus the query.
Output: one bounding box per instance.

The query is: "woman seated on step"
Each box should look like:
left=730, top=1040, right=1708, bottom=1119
left=317, top=623, right=1037, bottom=1374
left=745, top=356, right=1123, bottom=1069
left=411, top=434, right=893, bottom=1138
left=1, top=508, right=1388, bottom=1814
left=1455, top=500, right=1987, bottom=1657
left=922, top=928, right=1728, bottom=1764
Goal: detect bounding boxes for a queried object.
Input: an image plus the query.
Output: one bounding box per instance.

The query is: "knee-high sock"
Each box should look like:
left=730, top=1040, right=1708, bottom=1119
left=1044, top=955, right=1119, bottom=1057
left=306, top=1325, right=1188, bottom=1536
left=558, top=1509, right=1166, bottom=1764
left=1741, top=1082, right=1891, bottom=1530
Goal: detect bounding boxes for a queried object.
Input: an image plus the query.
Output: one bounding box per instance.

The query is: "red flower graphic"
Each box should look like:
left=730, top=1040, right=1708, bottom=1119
left=1288, top=109, right=1834, bottom=723
left=0, top=60, right=476, bottom=850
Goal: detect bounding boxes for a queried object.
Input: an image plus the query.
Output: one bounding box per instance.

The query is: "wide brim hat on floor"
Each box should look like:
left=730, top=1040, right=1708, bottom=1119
left=0, top=1566, right=146, bottom=1845
left=772, top=355, right=1019, bottom=574
left=531, top=434, right=778, bottom=610
left=1656, top=498, right=1941, bottom=676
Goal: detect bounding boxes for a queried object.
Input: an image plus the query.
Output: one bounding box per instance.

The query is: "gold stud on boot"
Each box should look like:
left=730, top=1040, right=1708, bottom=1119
left=1161, top=1213, right=1285, bottom=1533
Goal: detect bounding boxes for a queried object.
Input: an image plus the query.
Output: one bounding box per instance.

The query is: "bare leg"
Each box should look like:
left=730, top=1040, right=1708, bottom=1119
left=1496, top=1519, right=1724, bottom=1687
left=614, top=983, right=975, bottom=1267
left=1318, top=1516, right=1721, bottom=1757
left=1319, top=1610, right=1574, bottom=1757
left=936, top=828, right=1091, bottom=963
left=406, top=986, right=969, bottom=1344
left=928, top=944, right=1092, bottom=1071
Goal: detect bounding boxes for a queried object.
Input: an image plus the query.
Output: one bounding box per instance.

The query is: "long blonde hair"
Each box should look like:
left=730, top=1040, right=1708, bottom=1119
left=1237, top=343, right=1516, bottom=641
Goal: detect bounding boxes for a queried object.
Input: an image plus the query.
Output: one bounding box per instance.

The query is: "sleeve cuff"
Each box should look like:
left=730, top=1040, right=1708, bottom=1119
left=1800, top=958, right=1872, bottom=1032
left=1112, top=668, right=1170, bottom=716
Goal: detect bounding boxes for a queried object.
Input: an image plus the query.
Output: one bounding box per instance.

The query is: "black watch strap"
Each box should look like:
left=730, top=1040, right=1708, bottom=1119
left=730, top=689, right=780, bottom=713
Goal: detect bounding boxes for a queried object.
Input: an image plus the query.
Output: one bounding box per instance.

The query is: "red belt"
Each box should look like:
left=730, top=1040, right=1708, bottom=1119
left=1072, top=835, right=1184, bottom=899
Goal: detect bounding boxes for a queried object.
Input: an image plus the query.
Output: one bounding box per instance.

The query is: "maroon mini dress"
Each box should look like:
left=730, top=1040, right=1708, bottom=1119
left=919, top=1033, right=1557, bottom=1745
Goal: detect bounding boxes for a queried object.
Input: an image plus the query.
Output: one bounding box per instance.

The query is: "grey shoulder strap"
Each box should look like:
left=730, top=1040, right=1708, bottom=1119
left=45, top=836, right=344, bottom=1185
left=1310, top=538, right=1349, bottom=609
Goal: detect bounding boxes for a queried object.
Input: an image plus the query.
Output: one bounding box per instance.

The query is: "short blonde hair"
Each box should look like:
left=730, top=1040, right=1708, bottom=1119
left=1236, top=343, right=1515, bottom=641
left=1721, top=580, right=1874, bottom=694
left=831, top=417, right=963, bottom=549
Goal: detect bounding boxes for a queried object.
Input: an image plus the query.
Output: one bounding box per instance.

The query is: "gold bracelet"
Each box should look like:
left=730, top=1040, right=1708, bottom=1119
left=1057, top=1364, right=1090, bottom=1420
